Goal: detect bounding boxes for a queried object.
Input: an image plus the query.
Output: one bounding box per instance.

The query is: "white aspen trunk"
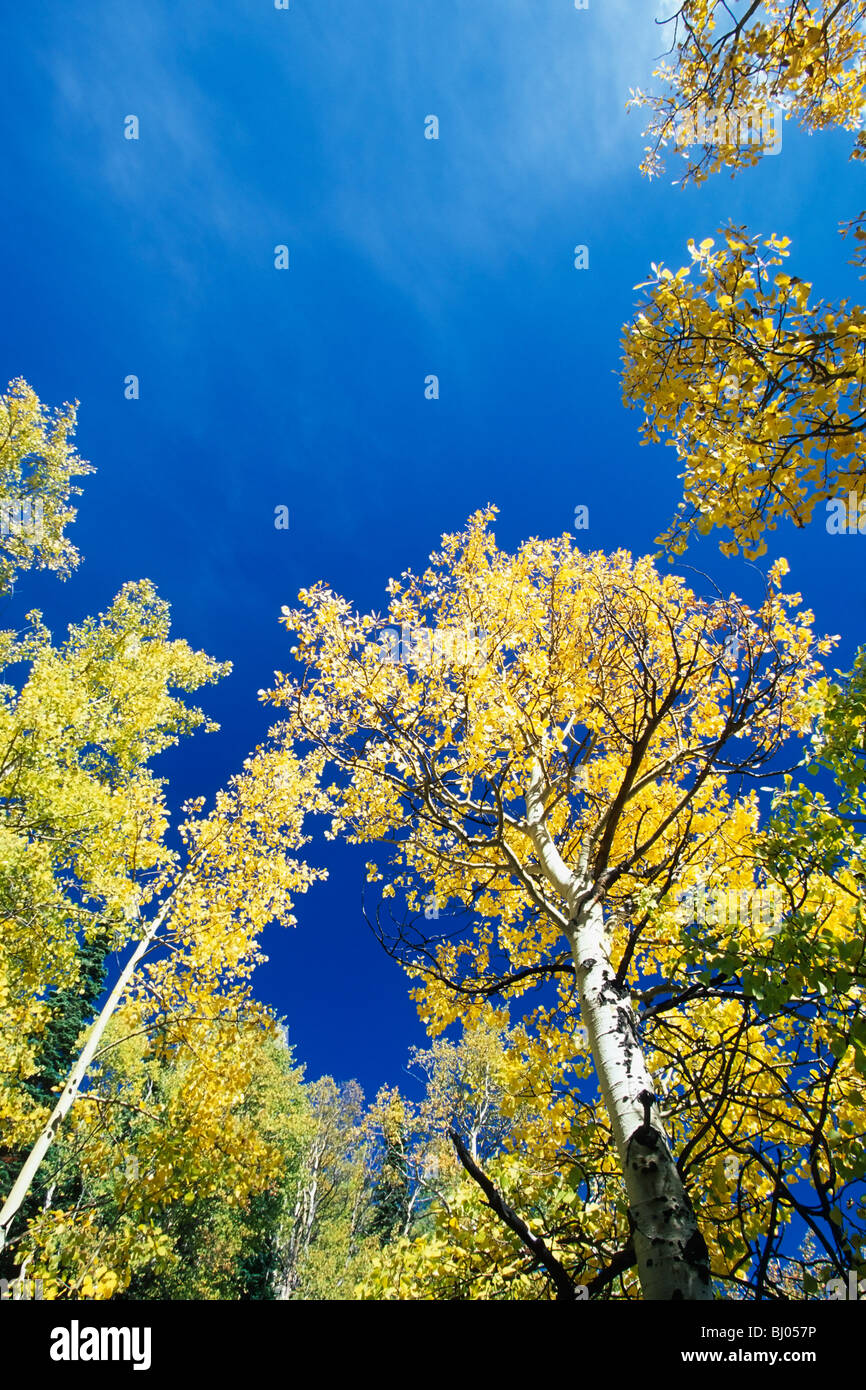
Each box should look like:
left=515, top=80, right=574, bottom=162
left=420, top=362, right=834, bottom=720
left=301, top=1147, right=323, bottom=1255
left=403, top=1183, right=420, bottom=1237
left=274, top=1193, right=306, bottom=1299
left=569, top=896, right=711, bottom=1300
left=524, top=761, right=712, bottom=1301
left=275, top=1142, right=325, bottom=1299
left=349, top=1180, right=365, bottom=1240
left=0, top=895, right=174, bottom=1252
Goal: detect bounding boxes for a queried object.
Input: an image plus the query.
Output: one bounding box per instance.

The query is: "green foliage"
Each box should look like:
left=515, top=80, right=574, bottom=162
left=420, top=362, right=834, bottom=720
left=0, top=576, right=230, bottom=1167
left=0, top=379, right=93, bottom=595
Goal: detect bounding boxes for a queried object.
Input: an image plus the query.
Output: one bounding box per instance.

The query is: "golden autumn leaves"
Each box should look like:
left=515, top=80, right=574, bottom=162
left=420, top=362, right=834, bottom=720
left=263, top=512, right=832, bottom=1068
left=0, top=377, right=331, bottom=1294
left=629, top=0, right=866, bottom=186
left=622, top=226, right=866, bottom=558
left=259, top=510, right=850, bottom=1298
left=624, top=1, right=866, bottom=560
left=4, top=1, right=866, bottom=1298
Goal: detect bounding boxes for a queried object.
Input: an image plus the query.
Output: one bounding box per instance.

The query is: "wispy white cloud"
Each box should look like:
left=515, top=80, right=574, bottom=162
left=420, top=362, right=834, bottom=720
left=41, top=0, right=668, bottom=323
left=287, top=0, right=666, bottom=268
left=45, top=5, right=288, bottom=292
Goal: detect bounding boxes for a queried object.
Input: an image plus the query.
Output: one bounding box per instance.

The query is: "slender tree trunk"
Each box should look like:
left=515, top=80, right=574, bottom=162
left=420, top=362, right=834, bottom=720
left=0, top=896, right=173, bottom=1251
left=302, top=1173, right=319, bottom=1255
left=524, top=761, right=712, bottom=1301
left=275, top=1140, right=324, bottom=1299
left=569, top=896, right=712, bottom=1300
left=274, top=1193, right=306, bottom=1299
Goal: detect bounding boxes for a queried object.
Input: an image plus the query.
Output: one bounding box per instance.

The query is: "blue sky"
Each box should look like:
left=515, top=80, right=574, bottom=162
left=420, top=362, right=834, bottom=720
left=3, top=0, right=865, bottom=1101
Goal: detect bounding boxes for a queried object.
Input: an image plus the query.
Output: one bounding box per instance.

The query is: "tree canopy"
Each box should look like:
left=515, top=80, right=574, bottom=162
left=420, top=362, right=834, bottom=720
left=3, top=6, right=866, bottom=1303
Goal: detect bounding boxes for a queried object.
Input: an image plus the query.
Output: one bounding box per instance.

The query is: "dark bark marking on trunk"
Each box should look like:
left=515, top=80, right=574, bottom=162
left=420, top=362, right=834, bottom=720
left=684, top=1229, right=711, bottom=1281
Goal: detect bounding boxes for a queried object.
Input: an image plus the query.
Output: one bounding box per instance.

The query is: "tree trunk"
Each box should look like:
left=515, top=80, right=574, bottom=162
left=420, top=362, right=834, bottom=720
left=0, top=896, right=173, bottom=1252
left=569, top=897, right=712, bottom=1300
left=524, top=760, right=712, bottom=1300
